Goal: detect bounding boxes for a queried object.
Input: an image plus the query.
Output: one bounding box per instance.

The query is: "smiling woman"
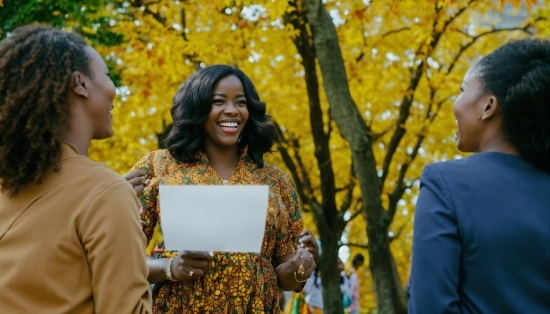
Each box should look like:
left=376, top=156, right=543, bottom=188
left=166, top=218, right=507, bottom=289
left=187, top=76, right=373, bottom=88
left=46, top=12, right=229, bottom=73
left=409, top=39, right=550, bottom=313
left=131, top=65, right=319, bottom=313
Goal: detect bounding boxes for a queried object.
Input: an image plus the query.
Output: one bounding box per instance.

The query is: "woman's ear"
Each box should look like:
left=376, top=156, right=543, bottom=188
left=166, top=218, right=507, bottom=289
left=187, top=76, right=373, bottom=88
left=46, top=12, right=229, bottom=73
left=71, top=72, right=89, bottom=98
left=480, top=95, right=499, bottom=121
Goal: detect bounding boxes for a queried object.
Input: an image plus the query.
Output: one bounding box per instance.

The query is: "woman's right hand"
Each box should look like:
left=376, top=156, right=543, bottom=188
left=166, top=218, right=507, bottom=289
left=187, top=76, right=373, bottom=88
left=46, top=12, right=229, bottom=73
left=170, top=251, right=213, bottom=281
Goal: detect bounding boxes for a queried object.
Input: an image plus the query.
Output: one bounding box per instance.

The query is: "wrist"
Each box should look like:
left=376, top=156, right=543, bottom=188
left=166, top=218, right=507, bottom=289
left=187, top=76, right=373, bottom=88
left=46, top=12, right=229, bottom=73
left=164, top=256, right=179, bottom=282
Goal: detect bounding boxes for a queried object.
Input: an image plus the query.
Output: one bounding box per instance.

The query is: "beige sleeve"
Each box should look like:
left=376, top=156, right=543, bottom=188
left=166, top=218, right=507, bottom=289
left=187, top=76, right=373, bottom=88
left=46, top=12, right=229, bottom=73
left=79, top=180, right=152, bottom=314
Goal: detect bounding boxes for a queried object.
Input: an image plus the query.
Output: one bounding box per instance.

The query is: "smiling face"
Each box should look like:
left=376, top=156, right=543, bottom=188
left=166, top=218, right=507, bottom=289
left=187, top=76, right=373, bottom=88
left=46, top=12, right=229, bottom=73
left=83, top=46, right=116, bottom=139
left=202, top=75, right=249, bottom=150
left=453, top=64, right=489, bottom=152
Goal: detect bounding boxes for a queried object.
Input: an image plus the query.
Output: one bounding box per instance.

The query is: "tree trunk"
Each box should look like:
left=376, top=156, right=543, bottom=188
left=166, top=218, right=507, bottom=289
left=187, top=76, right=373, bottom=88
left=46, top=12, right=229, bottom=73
left=282, top=4, right=346, bottom=313
left=316, top=227, right=344, bottom=314
left=302, top=0, right=407, bottom=313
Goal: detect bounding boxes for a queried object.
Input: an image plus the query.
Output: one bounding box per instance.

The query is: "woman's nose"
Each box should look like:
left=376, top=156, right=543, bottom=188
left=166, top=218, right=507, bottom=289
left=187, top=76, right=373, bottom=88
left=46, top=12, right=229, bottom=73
left=223, top=102, right=239, bottom=115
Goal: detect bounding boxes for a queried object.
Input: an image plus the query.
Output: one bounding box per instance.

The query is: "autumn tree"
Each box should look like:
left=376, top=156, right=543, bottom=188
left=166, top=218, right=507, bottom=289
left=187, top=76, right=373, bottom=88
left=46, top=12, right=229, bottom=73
left=1, top=0, right=546, bottom=312
left=298, top=0, right=543, bottom=312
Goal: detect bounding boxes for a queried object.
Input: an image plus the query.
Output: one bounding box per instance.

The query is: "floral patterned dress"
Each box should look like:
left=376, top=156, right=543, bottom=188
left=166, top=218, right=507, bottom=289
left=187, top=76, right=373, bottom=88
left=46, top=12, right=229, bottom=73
left=132, top=149, right=303, bottom=313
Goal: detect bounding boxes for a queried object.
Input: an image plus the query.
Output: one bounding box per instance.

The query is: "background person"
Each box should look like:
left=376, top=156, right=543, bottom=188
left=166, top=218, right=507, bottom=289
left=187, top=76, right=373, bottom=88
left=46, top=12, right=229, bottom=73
left=347, top=253, right=365, bottom=314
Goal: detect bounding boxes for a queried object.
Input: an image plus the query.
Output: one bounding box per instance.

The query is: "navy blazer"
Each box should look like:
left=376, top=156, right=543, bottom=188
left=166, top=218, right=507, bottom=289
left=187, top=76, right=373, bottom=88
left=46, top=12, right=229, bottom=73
left=409, top=152, right=550, bottom=314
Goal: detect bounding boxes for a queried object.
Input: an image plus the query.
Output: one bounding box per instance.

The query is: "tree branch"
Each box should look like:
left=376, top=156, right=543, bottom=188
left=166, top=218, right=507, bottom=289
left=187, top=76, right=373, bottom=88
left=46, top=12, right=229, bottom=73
left=382, top=27, right=411, bottom=38
left=384, top=85, right=446, bottom=226
left=379, top=0, right=478, bottom=191
left=273, top=121, right=317, bottom=208
left=128, top=0, right=166, bottom=24
left=284, top=0, right=340, bottom=230
left=340, top=242, right=369, bottom=249
left=446, top=24, right=535, bottom=75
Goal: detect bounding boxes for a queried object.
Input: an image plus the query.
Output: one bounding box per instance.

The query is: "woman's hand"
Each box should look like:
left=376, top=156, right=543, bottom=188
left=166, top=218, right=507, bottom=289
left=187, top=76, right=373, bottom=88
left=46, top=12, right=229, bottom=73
left=171, top=251, right=213, bottom=281
left=288, top=247, right=316, bottom=282
left=299, top=229, right=319, bottom=263
left=122, top=170, right=149, bottom=198
left=275, top=247, right=316, bottom=291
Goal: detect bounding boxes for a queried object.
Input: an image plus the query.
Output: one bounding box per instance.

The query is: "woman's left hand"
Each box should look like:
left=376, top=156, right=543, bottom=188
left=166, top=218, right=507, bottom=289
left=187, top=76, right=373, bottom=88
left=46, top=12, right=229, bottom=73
left=289, top=247, right=316, bottom=282
left=299, top=229, right=319, bottom=263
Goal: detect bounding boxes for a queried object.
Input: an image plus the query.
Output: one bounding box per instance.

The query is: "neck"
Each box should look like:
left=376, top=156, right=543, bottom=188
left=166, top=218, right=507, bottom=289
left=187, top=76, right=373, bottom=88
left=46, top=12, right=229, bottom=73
left=477, top=132, right=520, bottom=156
left=203, top=144, right=241, bottom=180
left=62, top=99, right=93, bottom=156
left=60, top=132, right=91, bottom=156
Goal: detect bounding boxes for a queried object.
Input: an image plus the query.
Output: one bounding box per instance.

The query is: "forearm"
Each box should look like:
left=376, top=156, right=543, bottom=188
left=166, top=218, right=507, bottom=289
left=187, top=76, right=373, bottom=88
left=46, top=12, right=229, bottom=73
left=147, top=256, right=170, bottom=284
left=276, top=262, right=304, bottom=291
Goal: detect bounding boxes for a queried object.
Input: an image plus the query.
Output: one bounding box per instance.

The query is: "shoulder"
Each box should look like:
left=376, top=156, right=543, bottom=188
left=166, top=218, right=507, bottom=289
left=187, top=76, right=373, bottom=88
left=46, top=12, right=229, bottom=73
left=63, top=156, right=124, bottom=185
left=261, top=163, right=293, bottom=183
left=133, top=149, right=177, bottom=173
left=59, top=157, right=138, bottom=209
left=260, top=163, right=298, bottom=193
left=137, top=149, right=174, bottom=164
left=422, top=154, right=489, bottom=182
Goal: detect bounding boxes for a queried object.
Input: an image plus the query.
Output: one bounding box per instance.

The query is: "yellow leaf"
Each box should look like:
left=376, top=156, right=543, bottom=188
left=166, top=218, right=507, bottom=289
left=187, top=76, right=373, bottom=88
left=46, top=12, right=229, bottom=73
left=81, top=26, right=96, bottom=35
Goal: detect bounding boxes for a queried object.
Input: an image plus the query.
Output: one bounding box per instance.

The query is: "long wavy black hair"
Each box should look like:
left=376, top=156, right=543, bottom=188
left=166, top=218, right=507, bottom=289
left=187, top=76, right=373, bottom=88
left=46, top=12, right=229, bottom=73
left=0, top=25, right=91, bottom=196
left=164, top=65, right=274, bottom=167
left=476, top=38, right=550, bottom=173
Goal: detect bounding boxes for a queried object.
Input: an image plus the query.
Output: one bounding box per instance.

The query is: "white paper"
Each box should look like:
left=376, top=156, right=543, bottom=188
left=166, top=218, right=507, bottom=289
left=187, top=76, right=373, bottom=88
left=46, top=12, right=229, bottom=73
left=159, top=185, right=269, bottom=253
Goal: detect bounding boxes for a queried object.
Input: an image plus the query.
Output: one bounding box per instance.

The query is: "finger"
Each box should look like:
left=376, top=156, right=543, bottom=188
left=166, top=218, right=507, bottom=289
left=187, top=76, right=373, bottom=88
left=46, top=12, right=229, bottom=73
left=186, top=258, right=210, bottom=269
left=182, top=251, right=214, bottom=261
left=299, top=235, right=315, bottom=246
left=122, top=170, right=146, bottom=180
left=173, top=265, right=204, bottom=281
left=306, top=260, right=316, bottom=274
left=127, top=177, right=144, bottom=187
left=186, top=267, right=205, bottom=278
left=134, top=185, right=144, bottom=198
left=300, top=229, right=312, bottom=237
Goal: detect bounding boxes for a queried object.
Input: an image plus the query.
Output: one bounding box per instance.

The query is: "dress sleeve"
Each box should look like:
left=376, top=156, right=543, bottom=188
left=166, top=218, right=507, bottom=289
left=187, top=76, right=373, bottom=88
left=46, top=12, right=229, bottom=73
left=408, top=164, right=461, bottom=314
left=131, top=152, right=159, bottom=245
left=274, top=172, right=303, bottom=257
left=79, top=180, right=152, bottom=314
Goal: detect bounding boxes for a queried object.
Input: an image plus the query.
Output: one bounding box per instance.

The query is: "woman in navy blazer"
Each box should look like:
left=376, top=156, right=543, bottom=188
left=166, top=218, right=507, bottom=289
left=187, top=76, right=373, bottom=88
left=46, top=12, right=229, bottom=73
left=409, top=39, right=550, bottom=313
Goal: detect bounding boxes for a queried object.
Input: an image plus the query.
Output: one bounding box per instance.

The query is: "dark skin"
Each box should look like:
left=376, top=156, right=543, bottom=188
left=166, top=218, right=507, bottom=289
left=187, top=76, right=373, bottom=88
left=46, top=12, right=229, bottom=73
left=145, top=75, right=319, bottom=291
left=61, top=46, right=116, bottom=154
left=146, top=230, right=318, bottom=288
left=454, top=65, right=520, bottom=156
left=122, top=169, right=149, bottom=198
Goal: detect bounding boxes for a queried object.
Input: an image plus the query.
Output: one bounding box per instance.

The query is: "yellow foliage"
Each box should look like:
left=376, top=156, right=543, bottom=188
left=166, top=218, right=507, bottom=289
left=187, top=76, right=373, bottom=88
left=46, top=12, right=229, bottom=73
left=85, top=0, right=544, bottom=311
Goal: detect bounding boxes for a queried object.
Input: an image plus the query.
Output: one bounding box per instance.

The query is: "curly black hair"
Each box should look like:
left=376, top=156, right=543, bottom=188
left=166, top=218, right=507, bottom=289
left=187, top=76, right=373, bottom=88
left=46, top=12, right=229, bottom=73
left=0, top=25, right=92, bottom=196
left=164, top=64, right=275, bottom=167
left=477, top=38, right=550, bottom=173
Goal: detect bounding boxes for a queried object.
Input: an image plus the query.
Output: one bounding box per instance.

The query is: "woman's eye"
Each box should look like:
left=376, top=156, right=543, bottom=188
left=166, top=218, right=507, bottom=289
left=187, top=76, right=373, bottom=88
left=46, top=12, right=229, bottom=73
left=212, top=99, right=224, bottom=104
left=237, top=100, right=247, bottom=106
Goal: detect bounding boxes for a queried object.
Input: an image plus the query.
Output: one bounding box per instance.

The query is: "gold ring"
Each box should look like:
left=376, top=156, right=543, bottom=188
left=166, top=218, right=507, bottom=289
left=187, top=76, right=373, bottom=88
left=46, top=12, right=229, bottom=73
left=189, top=271, right=194, bottom=277
left=297, top=270, right=305, bottom=275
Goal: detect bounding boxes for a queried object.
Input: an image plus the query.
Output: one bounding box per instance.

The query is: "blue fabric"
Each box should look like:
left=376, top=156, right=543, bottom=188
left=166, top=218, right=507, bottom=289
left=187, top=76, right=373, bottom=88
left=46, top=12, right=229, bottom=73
left=342, top=293, right=353, bottom=308
left=409, top=152, right=550, bottom=314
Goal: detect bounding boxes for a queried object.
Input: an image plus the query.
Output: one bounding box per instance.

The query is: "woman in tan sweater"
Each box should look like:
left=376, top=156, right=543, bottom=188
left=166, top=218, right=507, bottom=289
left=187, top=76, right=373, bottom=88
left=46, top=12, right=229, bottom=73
left=0, top=25, right=151, bottom=313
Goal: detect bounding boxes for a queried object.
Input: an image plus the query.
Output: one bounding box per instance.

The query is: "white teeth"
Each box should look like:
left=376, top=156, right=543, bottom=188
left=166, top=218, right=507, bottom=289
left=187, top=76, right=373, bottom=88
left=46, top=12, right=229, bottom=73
left=218, top=122, right=238, bottom=128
